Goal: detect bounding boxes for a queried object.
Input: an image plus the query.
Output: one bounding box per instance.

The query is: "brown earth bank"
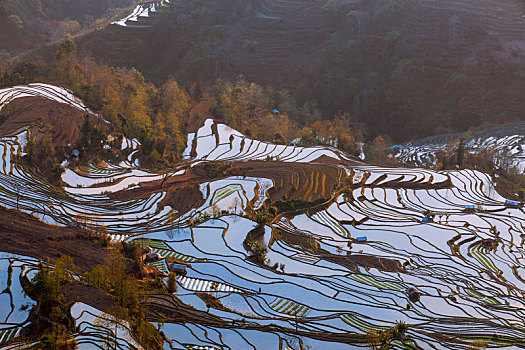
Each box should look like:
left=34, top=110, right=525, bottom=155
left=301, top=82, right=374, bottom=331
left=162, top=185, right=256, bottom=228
left=144, top=293, right=227, bottom=327
left=109, top=160, right=346, bottom=215
left=233, top=161, right=344, bottom=202
left=0, top=206, right=111, bottom=272
left=493, top=175, right=524, bottom=202
left=110, top=159, right=456, bottom=219
left=187, top=101, right=213, bottom=133
left=0, top=206, right=175, bottom=345
left=0, top=96, right=111, bottom=145
left=145, top=294, right=370, bottom=345
left=274, top=228, right=404, bottom=273
left=62, top=281, right=115, bottom=312
left=62, top=281, right=171, bottom=318
left=108, top=167, right=207, bottom=210
left=325, top=254, right=404, bottom=273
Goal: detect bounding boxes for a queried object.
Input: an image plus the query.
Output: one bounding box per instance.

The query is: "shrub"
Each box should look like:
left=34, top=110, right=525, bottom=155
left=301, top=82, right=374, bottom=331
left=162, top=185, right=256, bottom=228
left=248, top=241, right=268, bottom=265
left=167, top=272, right=178, bottom=293
left=87, top=265, right=110, bottom=290
left=272, top=198, right=327, bottom=214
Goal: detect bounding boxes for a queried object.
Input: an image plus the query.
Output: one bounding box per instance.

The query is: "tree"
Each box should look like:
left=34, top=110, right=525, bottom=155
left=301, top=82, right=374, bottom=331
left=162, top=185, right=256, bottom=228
left=87, top=265, right=110, bottom=290
left=456, top=138, right=465, bottom=167
left=210, top=281, right=219, bottom=298
left=0, top=53, right=12, bottom=81
left=7, top=15, right=23, bottom=30
left=12, top=181, right=25, bottom=211
left=25, top=257, right=78, bottom=337
left=392, top=320, right=408, bottom=338
left=53, top=256, right=77, bottom=285
left=56, top=39, right=77, bottom=61
left=248, top=241, right=268, bottom=265
left=40, top=323, right=78, bottom=350
left=322, top=0, right=337, bottom=16
left=77, top=119, right=107, bottom=158
left=132, top=312, right=164, bottom=350
left=94, top=305, right=128, bottom=350
left=192, top=81, right=203, bottom=100
left=9, top=62, right=39, bottom=84
left=365, top=320, right=410, bottom=349
left=167, top=272, right=177, bottom=293
left=347, top=10, right=362, bottom=35
left=102, top=86, right=124, bottom=126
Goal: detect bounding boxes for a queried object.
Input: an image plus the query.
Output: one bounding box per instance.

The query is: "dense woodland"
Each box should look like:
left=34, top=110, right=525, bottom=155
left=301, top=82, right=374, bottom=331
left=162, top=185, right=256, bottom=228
left=67, top=0, right=525, bottom=142
left=1, top=40, right=190, bottom=168
left=0, top=39, right=362, bottom=169
left=0, top=0, right=523, bottom=163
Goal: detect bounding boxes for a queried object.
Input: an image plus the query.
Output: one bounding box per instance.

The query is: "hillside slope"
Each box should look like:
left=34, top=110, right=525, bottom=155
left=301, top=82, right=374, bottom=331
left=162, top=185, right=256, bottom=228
left=67, top=0, right=525, bottom=141
left=0, top=0, right=135, bottom=52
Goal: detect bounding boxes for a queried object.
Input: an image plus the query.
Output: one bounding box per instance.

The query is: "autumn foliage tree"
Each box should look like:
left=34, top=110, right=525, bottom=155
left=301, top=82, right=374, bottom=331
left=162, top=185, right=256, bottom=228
left=24, top=256, right=78, bottom=348
left=31, top=40, right=189, bottom=168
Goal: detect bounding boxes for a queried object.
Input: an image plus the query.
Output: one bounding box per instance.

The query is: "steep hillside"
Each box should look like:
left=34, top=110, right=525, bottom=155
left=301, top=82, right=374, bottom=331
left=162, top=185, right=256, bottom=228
left=0, top=0, right=136, bottom=52
left=68, top=0, right=525, bottom=141
left=77, top=0, right=525, bottom=80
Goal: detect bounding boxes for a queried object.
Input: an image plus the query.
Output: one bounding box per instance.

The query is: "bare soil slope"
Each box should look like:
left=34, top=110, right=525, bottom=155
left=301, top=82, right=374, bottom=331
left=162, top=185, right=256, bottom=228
left=0, top=96, right=111, bottom=145
left=0, top=207, right=110, bottom=272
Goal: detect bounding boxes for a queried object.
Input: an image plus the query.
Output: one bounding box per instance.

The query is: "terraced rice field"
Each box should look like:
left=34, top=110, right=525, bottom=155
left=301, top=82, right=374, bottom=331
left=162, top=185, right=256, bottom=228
left=394, top=123, right=525, bottom=171
left=190, top=119, right=350, bottom=164
left=0, top=254, right=37, bottom=346
left=112, top=0, right=170, bottom=28
left=1, top=85, right=525, bottom=348
left=0, top=254, right=147, bottom=349
left=71, top=302, right=141, bottom=349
